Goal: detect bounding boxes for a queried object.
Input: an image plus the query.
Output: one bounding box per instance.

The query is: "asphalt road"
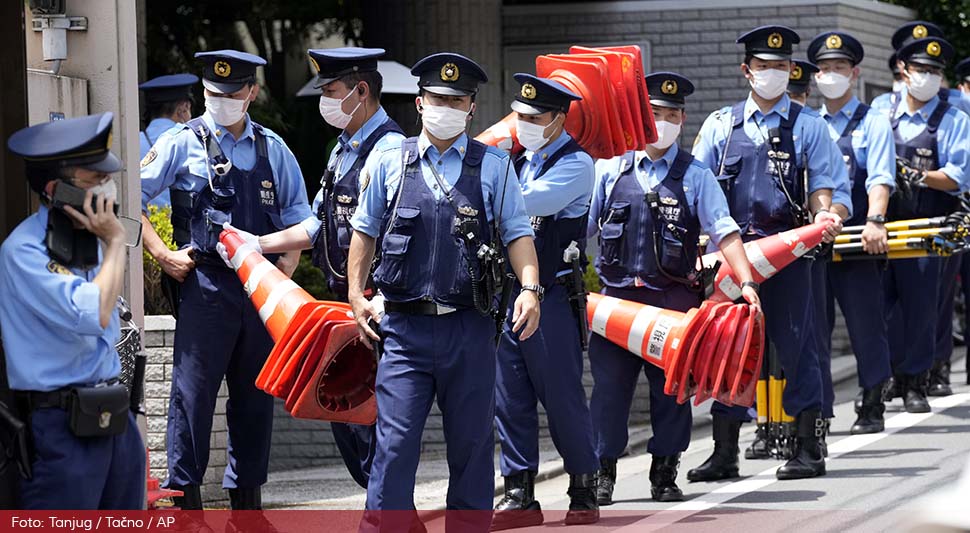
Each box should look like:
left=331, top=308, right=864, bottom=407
left=495, top=355, right=970, bottom=533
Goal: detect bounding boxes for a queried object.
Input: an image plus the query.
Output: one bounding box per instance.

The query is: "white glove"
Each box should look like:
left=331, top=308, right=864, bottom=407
left=219, top=222, right=262, bottom=268
left=215, top=242, right=233, bottom=269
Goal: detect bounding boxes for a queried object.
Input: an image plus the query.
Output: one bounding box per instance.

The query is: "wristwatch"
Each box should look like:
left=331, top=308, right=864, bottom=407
left=521, top=284, right=545, bottom=302
left=866, top=214, right=887, bottom=224
left=741, top=280, right=760, bottom=293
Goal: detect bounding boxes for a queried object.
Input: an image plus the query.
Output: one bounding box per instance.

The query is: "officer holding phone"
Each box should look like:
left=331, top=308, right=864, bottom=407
left=1, top=113, right=145, bottom=509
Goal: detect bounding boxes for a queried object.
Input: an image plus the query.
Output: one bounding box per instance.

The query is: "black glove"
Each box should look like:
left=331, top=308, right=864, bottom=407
left=896, top=158, right=925, bottom=194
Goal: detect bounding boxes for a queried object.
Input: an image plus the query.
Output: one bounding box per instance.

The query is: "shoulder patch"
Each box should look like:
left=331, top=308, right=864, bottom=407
left=140, top=147, right=158, bottom=168
left=360, top=169, right=372, bottom=192
left=47, top=260, right=73, bottom=276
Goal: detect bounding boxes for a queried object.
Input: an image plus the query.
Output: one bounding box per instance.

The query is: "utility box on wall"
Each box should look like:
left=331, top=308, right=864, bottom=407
left=26, top=69, right=88, bottom=125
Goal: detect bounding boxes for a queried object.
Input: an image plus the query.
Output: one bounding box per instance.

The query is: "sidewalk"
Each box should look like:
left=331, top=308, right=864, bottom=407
left=262, top=354, right=862, bottom=510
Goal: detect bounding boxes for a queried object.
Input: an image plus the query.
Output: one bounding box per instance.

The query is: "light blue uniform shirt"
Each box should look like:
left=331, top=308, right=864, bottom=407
left=872, top=87, right=970, bottom=117
left=141, top=117, right=180, bottom=208
left=588, top=143, right=741, bottom=248
left=351, top=132, right=534, bottom=245
left=301, top=107, right=405, bottom=239
left=882, top=94, right=970, bottom=192
left=139, top=111, right=312, bottom=225
left=0, top=206, right=120, bottom=391
left=693, top=93, right=847, bottom=197
left=820, top=96, right=897, bottom=198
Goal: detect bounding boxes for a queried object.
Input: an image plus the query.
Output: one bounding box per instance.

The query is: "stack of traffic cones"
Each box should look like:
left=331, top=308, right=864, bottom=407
left=220, top=229, right=377, bottom=425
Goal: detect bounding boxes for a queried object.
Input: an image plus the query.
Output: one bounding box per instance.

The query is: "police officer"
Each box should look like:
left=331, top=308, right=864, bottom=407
left=809, top=31, right=896, bottom=433
left=880, top=36, right=970, bottom=413
left=590, top=72, right=761, bottom=505
left=690, top=26, right=846, bottom=481
left=787, top=60, right=818, bottom=106
left=491, top=74, right=597, bottom=530
left=956, top=58, right=970, bottom=95
left=346, top=53, right=540, bottom=528
left=217, top=47, right=404, bottom=489
left=139, top=73, right=199, bottom=207
left=1, top=113, right=145, bottom=509
left=140, top=50, right=312, bottom=509
left=872, top=21, right=970, bottom=117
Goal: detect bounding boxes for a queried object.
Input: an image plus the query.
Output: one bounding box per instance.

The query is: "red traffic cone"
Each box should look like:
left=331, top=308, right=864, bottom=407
left=587, top=292, right=764, bottom=406
left=704, top=222, right=829, bottom=302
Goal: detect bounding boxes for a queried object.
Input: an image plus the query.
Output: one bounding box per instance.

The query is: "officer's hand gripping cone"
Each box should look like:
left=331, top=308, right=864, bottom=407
left=703, top=222, right=829, bottom=302
left=587, top=293, right=764, bottom=406
left=476, top=45, right=656, bottom=160
left=220, top=228, right=377, bottom=424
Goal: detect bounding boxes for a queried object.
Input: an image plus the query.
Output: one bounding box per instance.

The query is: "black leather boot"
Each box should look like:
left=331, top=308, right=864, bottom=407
left=744, top=424, right=770, bottom=459
left=564, top=473, right=599, bottom=525
left=596, top=458, right=617, bottom=506
left=490, top=471, right=542, bottom=531
left=851, top=386, right=886, bottom=434
left=820, top=419, right=830, bottom=458
left=776, top=409, right=826, bottom=480
left=687, top=415, right=740, bottom=482
left=649, top=454, right=684, bottom=502
left=171, top=484, right=203, bottom=510
left=927, top=360, right=953, bottom=397
left=883, top=374, right=902, bottom=402
left=228, top=487, right=262, bottom=510
left=903, top=373, right=931, bottom=413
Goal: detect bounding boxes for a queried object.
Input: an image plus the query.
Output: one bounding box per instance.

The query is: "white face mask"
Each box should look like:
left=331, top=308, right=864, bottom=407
left=748, top=68, right=790, bottom=100
left=89, top=179, right=118, bottom=202
left=421, top=102, right=469, bottom=140
left=815, top=72, right=852, bottom=100
left=516, top=115, right=560, bottom=152
left=319, top=88, right=361, bottom=130
left=892, top=80, right=906, bottom=93
left=906, top=70, right=942, bottom=102
left=205, top=88, right=252, bottom=127
left=649, top=120, right=681, bottom=150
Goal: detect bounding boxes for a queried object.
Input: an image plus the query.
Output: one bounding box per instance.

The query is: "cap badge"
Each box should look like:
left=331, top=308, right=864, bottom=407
left=521, top=83, right=537, bottom=100
left=440, top=62, right=460, bottom=82
left=768, top=33, right=783, bottom=49
left=661, top=79, right=678, bottom=95
left=927, top=41, right=942, bottom=57
left=457, top=205, right=479, bottom=217
left=309, top=56, right=320, bottom=73
left=913, top=25, right=928, bottom=39
left=826, top=34, right=842, bottom=49
left=790, top=65, right=803, bottom=80
left=214, top=61, right=232, bottom=78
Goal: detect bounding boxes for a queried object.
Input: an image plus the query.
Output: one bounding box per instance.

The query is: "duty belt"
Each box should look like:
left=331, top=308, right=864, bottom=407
left=384, top=300, right=460, bottom=316
left=15, top=388, right=73, bottom=411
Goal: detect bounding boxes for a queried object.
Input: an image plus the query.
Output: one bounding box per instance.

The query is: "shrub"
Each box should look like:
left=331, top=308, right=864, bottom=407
left=143, top=205, right=176, bottom=316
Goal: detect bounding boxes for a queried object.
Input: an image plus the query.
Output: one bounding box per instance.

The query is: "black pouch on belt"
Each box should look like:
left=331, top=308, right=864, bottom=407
left=68, top=384, right=129, bottom=437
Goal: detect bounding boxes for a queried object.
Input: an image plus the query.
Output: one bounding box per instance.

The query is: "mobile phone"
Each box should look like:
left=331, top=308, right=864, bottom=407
left=51, top=182, right=119, bottom=215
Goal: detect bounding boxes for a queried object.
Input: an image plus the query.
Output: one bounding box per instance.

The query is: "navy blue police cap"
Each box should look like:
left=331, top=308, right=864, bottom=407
left=891, top=21, right=944, bottom=51
left=808, top=31, right=864, bottom=65
left=195, top=50, right=266, bottom=94
left=411, top=53, right=487, bottom=96
left=308, top=47, right=384, bottom=88
left=737, top=25, right=800, bottom=61
left=788, top=60, right=819, bottom=93
left=511, top=73, right=581, bottom=115
left=139, top=73, right=199, bottom=104
left=644, top=72, right=694, bottom=109
left=889, top=52, right=901, bottom=75
left=7, top=113, right=122, bottom=193
left=897, top=37, right=954, bottom=69
left=955, top=57, right=970, bottom=82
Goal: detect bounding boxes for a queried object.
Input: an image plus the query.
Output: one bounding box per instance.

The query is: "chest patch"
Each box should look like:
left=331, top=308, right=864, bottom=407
left=259, top=180, right=276, bottom=206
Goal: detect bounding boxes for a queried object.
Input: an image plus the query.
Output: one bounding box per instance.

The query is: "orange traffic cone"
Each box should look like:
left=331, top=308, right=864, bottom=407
left=476, top=45, right=654, bottom=160
left=587, top=292, right=764, bottom=406
left=220, top=229, right=376, bottom=425
left=703, top=222, right=829, bottom=302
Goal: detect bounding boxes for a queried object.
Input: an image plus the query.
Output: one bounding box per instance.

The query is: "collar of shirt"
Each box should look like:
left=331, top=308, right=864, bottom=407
left=894, top=94, right=940, bottom=122
left=524, top=131, right=572, bottom=169
left=744, top=91, right=793, bottom=123
left=821, top=95, right=861, bottom=121
left=634, top=143, right=679, bottom=175
left=339, top=106, right=389, bottom=153
left=201, top=111, right=255, bottom=142
left=417, top=131, right=468, bottom=161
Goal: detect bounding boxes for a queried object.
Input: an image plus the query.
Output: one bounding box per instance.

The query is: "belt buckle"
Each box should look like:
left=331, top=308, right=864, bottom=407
left=435, top=303, right=456, bottom=316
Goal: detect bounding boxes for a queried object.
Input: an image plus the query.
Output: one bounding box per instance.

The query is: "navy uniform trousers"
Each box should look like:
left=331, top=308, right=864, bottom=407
left=713, top=258, right=823, bottom=420
left=19, top=409, right=144, bottom=509
left=495, top=282, right=598, bottom=476
left=589, top=284, right=697, bottom=459
left=166, top=263, right=275, bottom=490
left=934, top=256, right=961, bottom=365
left=885, top=257, right=942, bottom=376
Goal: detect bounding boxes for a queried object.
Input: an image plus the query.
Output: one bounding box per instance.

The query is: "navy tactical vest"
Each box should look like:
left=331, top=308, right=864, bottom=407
left=716, top=101, right=805, bottom=237
left=836, top=104, right=871, bottom=226
left=888, top=97, right=959, bottom=219
left=595, top=149, right=700, bottom=290
left=373, top=137, right=491, bottom=308
left=514, top=137, right=588, bottom=286
left=171, top=118, right=283, bottom=265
